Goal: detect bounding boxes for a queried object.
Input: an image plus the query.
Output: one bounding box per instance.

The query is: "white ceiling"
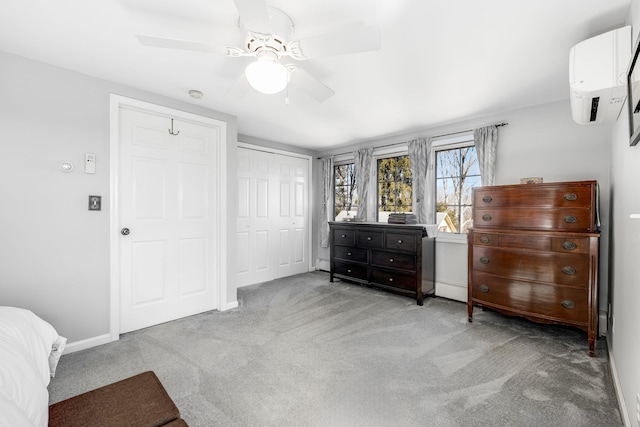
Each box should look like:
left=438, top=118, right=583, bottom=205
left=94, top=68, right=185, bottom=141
left=0, top=0, right=630, bottom=150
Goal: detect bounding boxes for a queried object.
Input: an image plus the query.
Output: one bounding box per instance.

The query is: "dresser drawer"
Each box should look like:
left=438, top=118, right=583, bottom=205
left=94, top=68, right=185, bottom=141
left=474, top=208, right=594, bottom=232
left=386, top=233, right=418, bottom=252
left=471, top=272, right=588, bottom=324
left=472, top=246, right=590, bottom=286
left=356, top=230, right=384, bottom=248
left=371, top=251, right=416, bottom=270
left=550, top=237, right=592, bottom=254
left=371, top=269, right=416, bottom=291
left=332, top=228, right=355, bottom=245
left=334, top=246, right=368, bottom=263
left=333, top=261, right=368, bottom=281
left=474, top=184, right=594, bottom=209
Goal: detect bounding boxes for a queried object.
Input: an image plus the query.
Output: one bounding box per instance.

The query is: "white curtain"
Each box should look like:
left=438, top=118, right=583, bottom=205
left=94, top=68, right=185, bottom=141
left=354, top=148, right=373, bottom=222
left=320, top=157, right=334, bottom=248
left=474, top=126, right=498, bottom=186
left=408, top=137, right=434, bottom=224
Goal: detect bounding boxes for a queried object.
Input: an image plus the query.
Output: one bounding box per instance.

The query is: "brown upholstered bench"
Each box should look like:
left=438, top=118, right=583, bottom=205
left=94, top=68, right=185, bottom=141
left=49, top=371, right=187, bottom=426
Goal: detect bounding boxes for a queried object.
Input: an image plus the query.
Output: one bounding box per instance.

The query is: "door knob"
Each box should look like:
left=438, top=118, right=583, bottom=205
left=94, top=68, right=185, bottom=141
left=121, top=228, right=130, bottom=236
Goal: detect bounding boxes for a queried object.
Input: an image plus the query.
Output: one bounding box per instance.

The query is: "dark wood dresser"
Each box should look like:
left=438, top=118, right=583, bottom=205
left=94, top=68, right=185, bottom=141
left=467, top=180, right=600, bottom=356
left=329, top=222, right=435, bottom=305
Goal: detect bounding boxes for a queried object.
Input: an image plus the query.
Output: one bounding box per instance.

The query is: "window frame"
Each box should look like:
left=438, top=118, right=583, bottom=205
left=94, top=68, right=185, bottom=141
left=431, top=133, right=479, bottom=238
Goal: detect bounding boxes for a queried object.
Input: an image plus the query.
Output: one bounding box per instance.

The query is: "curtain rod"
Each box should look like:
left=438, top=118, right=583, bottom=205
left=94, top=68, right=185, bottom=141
left=317, top=122, right=508, bottom=160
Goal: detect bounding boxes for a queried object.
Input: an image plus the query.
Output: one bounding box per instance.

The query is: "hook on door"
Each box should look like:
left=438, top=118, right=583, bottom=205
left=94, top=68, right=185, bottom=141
left=168, top=118, right=180, bottom=136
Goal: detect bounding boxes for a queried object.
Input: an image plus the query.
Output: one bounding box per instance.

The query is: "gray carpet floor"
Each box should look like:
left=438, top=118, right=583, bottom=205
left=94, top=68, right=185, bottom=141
left=48, top=271, right=622, bottom=426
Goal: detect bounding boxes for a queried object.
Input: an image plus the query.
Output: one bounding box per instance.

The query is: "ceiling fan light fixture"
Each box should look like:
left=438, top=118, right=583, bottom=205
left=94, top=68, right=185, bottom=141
left=245, top=58, right=289, bottom=94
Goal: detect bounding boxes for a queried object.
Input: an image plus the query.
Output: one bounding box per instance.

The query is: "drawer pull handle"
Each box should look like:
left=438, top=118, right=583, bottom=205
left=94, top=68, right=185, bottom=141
left=562, top=266, right=576, bottom=275
left=479, top=236, right=490, bottom=244
left=397, top=239, right=403, bottom=244
left=388, top=277, right=394, bottom=282
left=562, top=241, right=577, bottom=250
left=564, top=193, right=578, bottom=201
left=482, top=195, right=492, bottom=203
left=564, top=215, right=578, bottom=223
left=347, top=269, right=352, bottom=273
left=341, top=234, right=347, bottom=238
left=480, top=256, right=489, bottom=264
left=561, top=300, right=575, bottom=309
left=479, top=284, right=489, bottom=293
left=482, top=214, right=492, bottom=221
left=367, top=236, right=372, bottom=241
left=347, top=252, right=352, bottom=256
left=389, top=258, right=394, bottom=263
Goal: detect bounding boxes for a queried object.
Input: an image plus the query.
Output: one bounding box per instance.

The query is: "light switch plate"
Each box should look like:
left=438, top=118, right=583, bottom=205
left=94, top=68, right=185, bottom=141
left=88, top=195, right=101, bottom=211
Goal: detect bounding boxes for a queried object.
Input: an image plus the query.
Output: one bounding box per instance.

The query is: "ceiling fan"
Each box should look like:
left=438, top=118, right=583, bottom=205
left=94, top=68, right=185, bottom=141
left=136, top=0, right=381, bottom=102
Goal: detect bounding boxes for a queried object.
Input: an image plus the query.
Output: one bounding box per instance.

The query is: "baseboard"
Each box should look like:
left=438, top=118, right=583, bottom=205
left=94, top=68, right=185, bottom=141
left=316, top=258, right=330, bottom=271
left=220, top=301, right=239, bottom=311
left=435, top=282, right=467, bottom=302
left=64, top=333, right=112, bottom=354
left=607, top=337, right=632, bottom=427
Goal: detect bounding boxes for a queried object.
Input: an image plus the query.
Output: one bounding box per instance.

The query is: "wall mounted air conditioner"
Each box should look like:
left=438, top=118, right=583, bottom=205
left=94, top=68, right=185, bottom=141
left=569, top=25, right=631, bottom=124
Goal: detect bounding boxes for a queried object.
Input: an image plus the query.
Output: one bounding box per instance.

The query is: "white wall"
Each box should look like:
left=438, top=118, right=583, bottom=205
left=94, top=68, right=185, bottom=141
left=0, top=51, right=238, bottom=344
left=608, top=3, right=640, bottom=425
left=315, top=100, right=611, bottom=320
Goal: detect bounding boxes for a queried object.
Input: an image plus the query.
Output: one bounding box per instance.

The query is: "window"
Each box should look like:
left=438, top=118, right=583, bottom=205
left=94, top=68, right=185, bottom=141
left=435, top=143, right=481, bottom=233
left=334, top=163, right=357, bottom=220
left=377, top=155, right=412, bottom=222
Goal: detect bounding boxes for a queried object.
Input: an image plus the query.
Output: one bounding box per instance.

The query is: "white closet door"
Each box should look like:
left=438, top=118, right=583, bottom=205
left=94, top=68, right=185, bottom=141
left=119, top=108, right=220, bottom=333
left=236, top=147, right=309, bottom=287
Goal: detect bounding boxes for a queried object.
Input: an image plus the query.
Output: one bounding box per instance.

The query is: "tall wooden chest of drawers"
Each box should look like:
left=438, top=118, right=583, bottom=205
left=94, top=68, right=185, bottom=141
left=467, top=181, right=600, bottom=356
left=329, top=222, right=435, bottom=305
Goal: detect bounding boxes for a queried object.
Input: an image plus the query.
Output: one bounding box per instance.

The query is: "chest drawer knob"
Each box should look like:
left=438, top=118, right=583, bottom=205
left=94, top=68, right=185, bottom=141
left=482, top=214, right=492, bottom=221
left=367, top=236, right=372, bottom=241
left=564, top=193, right=578, bottom=201
left=389, top=258, right=394, bottom=263
left=479, top=236, right=490, bottom=244
left=397, top=239, right=403, bottom=244
left=562, top=241, right=577, bottom=250
left=479, top=256, right=490, bottom=264
left=347, top=269, right=352, bottom=273
left=564, top=215, right=578, bottom=223
left=482, top=195, right=492, bottom=203
left=341, top=234, right=347, bottom=238
left=347, top=252, right=352, bottom=256
left=562, top=266, right=576, bottom=275
left=561, top=300, right=575, bottom=309
left=479, top=284, right=489, bottom=293
left=388, top=277, right=394, bottom=283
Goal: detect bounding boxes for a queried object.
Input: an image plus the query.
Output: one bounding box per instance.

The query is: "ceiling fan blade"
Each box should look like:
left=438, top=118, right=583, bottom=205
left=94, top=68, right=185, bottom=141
left=297, top=24, right=381, bottom=59
left=288, top=67, right=334, bottom=102
left=233, top=0, right=271, bottom=33
left=136, top=35, right=224, bottom=54
left=225, top=73, right=251, bottom=100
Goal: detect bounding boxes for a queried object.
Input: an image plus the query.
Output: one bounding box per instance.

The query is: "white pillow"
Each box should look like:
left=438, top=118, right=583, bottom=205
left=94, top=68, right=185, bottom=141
left=0, top=307, right=67, bottom=427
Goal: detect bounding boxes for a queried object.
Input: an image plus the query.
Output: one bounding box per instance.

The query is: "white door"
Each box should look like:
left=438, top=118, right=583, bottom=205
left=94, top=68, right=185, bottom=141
left=119, top=108, right=220, bottom=333
left=236, top=147, right=309, bottom=287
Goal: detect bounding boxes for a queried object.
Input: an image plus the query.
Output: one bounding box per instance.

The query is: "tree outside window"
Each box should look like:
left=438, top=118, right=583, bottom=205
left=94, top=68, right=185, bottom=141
left=435, top=145, right=481, bottom=233
left=334, top=163, right=358, bottom=220
left=377, top=155, right=412, bottom=222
